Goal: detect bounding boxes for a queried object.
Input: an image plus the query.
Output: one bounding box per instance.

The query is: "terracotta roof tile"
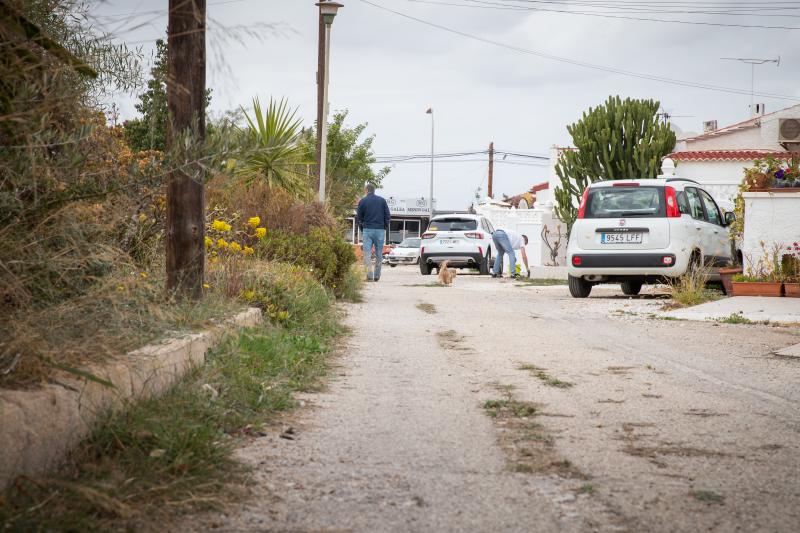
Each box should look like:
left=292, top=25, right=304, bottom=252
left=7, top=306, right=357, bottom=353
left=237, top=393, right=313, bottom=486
left=668, top=150, right=793, bottom=162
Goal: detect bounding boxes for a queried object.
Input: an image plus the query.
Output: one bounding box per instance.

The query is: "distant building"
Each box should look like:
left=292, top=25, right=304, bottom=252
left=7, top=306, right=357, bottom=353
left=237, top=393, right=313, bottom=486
left=344, top=196, right=436, bottom=245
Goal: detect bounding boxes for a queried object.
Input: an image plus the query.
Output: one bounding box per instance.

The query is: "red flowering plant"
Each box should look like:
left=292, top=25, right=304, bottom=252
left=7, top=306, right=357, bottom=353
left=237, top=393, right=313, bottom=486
left=783, top=242, right=800, bottom=283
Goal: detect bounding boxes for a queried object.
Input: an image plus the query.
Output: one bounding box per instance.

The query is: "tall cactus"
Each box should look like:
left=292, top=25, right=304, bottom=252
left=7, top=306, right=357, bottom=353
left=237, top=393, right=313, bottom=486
left=554, top=96, right=676, bottom=235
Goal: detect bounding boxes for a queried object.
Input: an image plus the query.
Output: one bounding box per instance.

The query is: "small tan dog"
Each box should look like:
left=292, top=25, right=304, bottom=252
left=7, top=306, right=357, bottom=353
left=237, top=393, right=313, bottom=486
left=437, top=260, right=457, bottom=286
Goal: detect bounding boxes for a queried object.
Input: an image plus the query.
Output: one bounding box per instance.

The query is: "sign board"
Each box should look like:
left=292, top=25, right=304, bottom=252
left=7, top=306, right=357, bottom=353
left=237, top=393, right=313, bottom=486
left=386, top=197, right=435, bottom=216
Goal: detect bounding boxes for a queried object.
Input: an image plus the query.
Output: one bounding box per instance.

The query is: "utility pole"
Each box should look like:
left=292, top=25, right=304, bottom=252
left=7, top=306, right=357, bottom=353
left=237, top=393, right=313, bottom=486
left=315, top=2, right=343, bottom=202
left=315, top=11, right=325, bottom=196
left=426, top=107, right=434, bottom=217
left=166, top=0, right=205, bottom=298
left=487, top=141, right=494, bottom=199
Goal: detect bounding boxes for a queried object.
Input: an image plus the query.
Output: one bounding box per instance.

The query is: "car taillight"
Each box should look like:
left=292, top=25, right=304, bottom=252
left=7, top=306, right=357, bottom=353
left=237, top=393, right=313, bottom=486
left=464, top=232, right=484, bottom=239
left=422, top=232, right=436, bottom=239
left=576, top=188, right=589, bottom=219
left=665, top=186, right=680, bottom=218
left=572, top=255, right=582, bottom=266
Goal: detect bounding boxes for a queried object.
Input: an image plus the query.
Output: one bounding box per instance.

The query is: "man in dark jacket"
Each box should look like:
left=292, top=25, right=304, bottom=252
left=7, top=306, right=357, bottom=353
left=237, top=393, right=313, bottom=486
left=356, top=183, right=391, bottom=281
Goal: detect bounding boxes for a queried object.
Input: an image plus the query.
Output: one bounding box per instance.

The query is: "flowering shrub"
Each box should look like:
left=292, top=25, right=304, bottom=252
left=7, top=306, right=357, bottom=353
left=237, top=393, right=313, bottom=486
left=783, top=242, right=800, bottom=283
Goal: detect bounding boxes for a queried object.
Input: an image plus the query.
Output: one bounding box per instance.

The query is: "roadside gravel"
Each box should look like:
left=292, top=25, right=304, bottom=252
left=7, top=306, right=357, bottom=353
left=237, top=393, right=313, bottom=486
left=187, top=268, right=800, bottom=532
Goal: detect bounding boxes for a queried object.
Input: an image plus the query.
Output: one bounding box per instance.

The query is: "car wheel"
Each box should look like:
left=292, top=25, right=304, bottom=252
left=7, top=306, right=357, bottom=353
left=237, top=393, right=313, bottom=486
left=390, top=264, right=397, bottom=268
left=420, top=259, right=432, bottom=275
left=479, top=250, right=491, bottom=275
left=568, top=275, right=592, bottom=298
left=621, top=280, right=643, bottom=296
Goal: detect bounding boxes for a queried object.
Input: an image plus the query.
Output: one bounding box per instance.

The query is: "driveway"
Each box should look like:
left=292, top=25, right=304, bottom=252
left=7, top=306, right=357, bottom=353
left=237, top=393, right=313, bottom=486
left=190, top=267, right=800, bottom=532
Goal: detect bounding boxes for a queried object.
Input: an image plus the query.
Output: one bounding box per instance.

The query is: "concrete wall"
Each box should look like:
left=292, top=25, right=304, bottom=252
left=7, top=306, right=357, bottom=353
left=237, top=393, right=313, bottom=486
left=475, top=204, right=567, bottom=269
left=674, top=159, right=752, bottom=208
left=742, top=191, right=800, bottom=271
left=0, top=308, right=262, bottom=489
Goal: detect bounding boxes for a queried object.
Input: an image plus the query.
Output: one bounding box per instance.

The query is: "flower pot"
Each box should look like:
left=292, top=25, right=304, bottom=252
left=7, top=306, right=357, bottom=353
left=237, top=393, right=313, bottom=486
left=731, top=281, right=784, bottom=297
left=718, top=267, right=742, bottom=296
left=785, top=282, right=800, bottom=298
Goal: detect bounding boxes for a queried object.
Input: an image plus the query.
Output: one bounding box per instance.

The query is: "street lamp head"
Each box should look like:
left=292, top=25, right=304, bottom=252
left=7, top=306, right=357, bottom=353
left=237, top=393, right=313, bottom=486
left=426, top=107, right=432, bottom=114
left=317, top=2, right=343, bottom=25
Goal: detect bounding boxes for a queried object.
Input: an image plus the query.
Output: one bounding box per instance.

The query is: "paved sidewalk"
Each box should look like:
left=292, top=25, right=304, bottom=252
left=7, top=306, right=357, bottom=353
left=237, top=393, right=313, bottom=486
left=661, top=296, right=800, bottom=324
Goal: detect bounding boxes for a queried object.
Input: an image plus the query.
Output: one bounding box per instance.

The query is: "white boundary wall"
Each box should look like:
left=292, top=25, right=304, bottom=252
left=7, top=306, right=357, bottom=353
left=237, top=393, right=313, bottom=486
left=742, top=191, right=800, bottom=268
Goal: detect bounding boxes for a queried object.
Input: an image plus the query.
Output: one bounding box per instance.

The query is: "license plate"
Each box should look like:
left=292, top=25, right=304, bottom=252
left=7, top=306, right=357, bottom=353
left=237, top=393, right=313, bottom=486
left=439, top=239, right=457, bottom=246
left=601, top=232, right=643, bottom=244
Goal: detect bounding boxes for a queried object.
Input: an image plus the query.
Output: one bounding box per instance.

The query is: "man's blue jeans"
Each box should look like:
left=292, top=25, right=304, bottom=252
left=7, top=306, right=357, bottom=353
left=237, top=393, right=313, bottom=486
left=362, top=228, right=385, bottom=280
left=492, top=230, right=515, bottom=276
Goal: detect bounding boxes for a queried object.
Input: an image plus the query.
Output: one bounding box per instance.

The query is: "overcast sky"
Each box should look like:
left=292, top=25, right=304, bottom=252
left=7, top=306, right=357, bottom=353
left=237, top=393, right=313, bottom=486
left=90, top=0, right=800, bottom=210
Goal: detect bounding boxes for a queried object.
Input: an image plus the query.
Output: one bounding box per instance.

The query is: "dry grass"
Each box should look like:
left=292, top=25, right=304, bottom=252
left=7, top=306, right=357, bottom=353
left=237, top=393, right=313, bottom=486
left=667, top=264, right=722, bottom=308
left=0, top=262, right=348, bottom=530
left=482, top=392, right=584, bottom=478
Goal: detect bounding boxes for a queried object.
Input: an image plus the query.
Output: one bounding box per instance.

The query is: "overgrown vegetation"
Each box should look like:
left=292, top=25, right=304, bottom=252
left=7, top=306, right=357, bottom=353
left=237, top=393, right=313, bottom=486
left=0, top=1, right=374, bottom=386
left=667, top=264, right=722, bottom=308
left=0, top=264, right=347, bottom=530
left=553, top=96, right=676, bottom=235
left=517, top=363, right=574, bottom=388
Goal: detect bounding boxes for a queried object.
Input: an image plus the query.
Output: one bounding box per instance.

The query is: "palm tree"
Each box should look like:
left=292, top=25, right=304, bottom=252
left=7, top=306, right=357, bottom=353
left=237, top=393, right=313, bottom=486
left=236, top=97, right=309, bottom=197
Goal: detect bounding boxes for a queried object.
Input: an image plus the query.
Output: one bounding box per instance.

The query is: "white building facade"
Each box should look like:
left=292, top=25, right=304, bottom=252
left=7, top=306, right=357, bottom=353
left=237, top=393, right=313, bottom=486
left=669, top=103, right=800, bottom=208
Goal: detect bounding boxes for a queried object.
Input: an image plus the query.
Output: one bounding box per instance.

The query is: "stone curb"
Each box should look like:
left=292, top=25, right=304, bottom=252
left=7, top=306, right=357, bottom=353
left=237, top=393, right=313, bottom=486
left=0, top=307, right=262, bottom=489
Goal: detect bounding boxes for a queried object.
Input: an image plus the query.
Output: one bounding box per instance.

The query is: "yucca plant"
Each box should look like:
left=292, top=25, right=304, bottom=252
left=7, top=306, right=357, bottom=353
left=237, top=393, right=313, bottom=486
left=236, top=97, right=309, bottom=197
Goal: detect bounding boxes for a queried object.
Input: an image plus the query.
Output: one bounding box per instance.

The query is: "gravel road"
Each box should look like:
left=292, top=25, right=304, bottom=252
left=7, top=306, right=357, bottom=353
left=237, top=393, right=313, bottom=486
left=190, top=267, right=800, bottom=532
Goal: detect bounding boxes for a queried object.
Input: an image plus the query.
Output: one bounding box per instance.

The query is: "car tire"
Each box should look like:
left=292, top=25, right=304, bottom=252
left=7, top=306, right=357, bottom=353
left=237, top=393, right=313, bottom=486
left=420, top=259, right=432, bottom=275
left=390, top=264, right=396, bottom=268
left=479, top=250, right=492, bottom=275
left=568, top=275, right=592, bottom=298
left=621, top=280, right=643, bottom=296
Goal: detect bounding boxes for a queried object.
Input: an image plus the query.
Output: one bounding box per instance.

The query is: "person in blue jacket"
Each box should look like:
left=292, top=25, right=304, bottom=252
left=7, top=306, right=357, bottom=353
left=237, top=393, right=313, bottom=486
left=356, top=183, right=391, bottom=282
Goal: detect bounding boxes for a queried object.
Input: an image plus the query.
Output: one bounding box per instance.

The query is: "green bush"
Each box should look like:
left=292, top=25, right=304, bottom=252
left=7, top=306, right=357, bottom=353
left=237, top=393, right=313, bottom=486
left=255, top=228, right=355, bottom=291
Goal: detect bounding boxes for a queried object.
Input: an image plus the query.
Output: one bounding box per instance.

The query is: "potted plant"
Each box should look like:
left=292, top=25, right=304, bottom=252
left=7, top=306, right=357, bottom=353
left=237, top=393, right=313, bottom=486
left=718, top=264, right=742, bottom=295
left=731, top=243, right=785, bottom=297
left=783, top=242, right=800, bottom=298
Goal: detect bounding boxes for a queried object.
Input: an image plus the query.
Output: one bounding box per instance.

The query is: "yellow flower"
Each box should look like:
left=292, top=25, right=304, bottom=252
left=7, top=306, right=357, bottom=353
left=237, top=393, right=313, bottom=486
left=139, top=272, right=148, bottom=279
left=241, top=289, right=256, bottom=300
left=229, top=242, right=242, bottom=253
left=277, top=311, right=290, bottom=321
left=204, top=236, right=213, bottom=248
left=247, top=216, right=261, bottom=228
left=255, top=227, right=266, bottom=239
left=211, top=219, right=231, bottom=232
left=138, top=212, right=147, bottom=223
left=242, top=246, right=254, bottom=256
left=209, top=256, right=219, bottom=264
left=217, top=238, right=229, bottom=249
left=203, top=283, right=210, bottom=289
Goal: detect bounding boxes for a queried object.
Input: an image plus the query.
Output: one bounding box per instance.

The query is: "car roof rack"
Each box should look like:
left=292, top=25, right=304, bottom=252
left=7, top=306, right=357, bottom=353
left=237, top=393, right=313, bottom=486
left=665, top=177, right=700, bottom=184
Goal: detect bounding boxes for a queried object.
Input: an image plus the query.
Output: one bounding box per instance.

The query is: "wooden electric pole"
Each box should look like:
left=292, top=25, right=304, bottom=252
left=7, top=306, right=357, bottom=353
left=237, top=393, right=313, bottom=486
left=315, top=11, right=325, bottom=195
left=487, top=142, right=494, bottom=199
left=166, top=0, right=206, bottom=299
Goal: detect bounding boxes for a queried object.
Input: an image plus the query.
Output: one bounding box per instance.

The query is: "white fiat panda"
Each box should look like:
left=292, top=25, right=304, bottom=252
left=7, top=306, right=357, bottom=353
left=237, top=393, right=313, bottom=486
left=566, top=177, right=735, bottom=298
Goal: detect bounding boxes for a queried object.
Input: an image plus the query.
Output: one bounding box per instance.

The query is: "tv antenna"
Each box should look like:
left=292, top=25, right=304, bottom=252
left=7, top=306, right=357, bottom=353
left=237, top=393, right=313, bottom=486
left=721, top=56, right=780, bottom=112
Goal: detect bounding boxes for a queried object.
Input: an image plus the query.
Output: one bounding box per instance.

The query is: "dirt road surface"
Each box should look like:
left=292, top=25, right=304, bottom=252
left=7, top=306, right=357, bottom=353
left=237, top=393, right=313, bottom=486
left=189, top=267, right=800, bottom=532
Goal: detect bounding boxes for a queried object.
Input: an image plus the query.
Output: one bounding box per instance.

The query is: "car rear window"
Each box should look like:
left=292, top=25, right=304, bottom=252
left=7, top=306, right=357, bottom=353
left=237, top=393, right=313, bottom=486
left=586, top=186, right=665, bottom=218
left=428, top=218, right=477, bottom=231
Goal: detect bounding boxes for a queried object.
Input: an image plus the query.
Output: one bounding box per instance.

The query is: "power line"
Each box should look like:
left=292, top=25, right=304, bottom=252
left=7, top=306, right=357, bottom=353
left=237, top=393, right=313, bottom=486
left=358, top=0, right=800, bottom=101
left=404, top=0, right=800, bottom=28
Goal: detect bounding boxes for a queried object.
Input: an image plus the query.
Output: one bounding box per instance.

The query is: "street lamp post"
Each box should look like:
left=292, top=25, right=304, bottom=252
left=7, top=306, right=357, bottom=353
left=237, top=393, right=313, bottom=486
left=426, top=107, right=434, bottom=218
left=316, top=1, right=343, bottom=203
